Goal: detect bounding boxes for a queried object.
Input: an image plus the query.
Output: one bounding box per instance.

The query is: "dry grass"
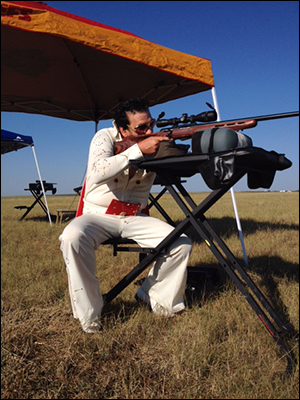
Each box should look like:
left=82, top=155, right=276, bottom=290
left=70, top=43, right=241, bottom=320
left=1, top=191, right=299, bottom=399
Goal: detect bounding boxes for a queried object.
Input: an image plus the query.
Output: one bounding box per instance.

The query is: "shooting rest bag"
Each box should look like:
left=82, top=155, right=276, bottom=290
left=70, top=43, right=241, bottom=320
left=191, top=127, right=252, bottom=154
left=191, top=128, right=277, bottom=190
left=154, top=140, right=190, bottom=158
left=191, top=127, right=276, bottom=190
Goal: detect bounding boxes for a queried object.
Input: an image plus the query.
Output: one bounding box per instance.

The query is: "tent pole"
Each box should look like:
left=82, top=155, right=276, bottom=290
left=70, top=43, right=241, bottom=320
left=211, top=87, right=248, bottom=265
left=31, top=145, right=52, bottom=226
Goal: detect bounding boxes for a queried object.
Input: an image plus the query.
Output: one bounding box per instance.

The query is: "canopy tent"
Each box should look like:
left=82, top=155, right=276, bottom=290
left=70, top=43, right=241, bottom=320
left=1, top=129, right=52, bottom=225
left=1, top=128, right=33, bottom=154
left=1, top=0, right=214, bottom=123
left=0, top=1, right=247, bottom=261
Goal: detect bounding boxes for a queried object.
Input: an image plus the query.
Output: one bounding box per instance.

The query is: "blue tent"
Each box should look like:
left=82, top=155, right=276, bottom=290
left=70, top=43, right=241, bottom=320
left=1, top=128, right=52, bottom=225
left=1, top=129, right=33, bottom=154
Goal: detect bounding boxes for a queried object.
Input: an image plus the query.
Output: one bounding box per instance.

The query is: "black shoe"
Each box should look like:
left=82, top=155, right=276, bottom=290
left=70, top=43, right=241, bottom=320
left=134, top=294, right=151, bottom=311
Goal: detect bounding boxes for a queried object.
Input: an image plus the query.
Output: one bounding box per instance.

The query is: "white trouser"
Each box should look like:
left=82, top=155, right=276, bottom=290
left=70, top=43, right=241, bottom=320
left=59, top=214, right=192, bottom=331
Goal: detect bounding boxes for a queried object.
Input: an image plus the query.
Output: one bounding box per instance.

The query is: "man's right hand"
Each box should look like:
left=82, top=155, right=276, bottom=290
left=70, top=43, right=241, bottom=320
left=138, top=136, right=170, bottom=155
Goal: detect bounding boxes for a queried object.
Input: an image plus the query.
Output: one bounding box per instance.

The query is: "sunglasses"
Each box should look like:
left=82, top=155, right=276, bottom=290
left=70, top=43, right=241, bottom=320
left=127, top=119, right=156, bottom=134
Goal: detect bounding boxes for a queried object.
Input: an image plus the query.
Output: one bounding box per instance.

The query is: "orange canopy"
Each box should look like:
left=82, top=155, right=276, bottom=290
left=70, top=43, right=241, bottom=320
left=1, top=1, right=214, bottom=121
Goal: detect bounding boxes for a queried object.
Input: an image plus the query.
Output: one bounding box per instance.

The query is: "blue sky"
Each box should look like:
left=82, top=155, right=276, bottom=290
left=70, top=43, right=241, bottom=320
left=1, top=1, right=299, bottom=196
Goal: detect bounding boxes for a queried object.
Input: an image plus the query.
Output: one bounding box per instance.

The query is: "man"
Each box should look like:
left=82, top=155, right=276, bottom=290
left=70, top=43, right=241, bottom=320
left=59, top=98, right=192, bottom=333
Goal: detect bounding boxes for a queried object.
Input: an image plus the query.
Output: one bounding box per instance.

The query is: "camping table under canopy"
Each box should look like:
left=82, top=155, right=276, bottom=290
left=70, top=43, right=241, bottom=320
left=1, top=129, right=53, bottom=224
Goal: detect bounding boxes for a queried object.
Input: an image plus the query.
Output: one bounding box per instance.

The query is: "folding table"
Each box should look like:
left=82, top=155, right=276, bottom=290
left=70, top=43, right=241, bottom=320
left=102, top=146, right=296, bottom=373
left=16, top=180, right=56, bottom=221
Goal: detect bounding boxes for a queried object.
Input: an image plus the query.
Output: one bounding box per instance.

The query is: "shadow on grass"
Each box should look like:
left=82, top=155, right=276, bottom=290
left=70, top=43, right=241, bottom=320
left=18, top=214, right=299, bottom=233
left=178, top=216, right=299, bottom=243
left=101, top=254, right=298, bottom=342
left=102, top=264, right=226, bottom=323
left=19, top=213, right=72, bottom=223
left=186, top=255, right=299, bottom=335
left=246, top=255, right=299, bottom=322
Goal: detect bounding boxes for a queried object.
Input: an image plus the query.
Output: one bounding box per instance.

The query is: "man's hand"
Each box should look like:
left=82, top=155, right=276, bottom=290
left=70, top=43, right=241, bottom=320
left=138, top=136, right=170, bottom=155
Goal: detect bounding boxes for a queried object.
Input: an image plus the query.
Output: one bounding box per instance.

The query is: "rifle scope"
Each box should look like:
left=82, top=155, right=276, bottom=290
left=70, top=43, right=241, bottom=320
left=156, top=110, right=217, bottom=127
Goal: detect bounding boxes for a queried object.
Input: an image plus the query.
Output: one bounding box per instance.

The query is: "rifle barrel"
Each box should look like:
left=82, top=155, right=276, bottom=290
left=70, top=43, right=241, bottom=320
left=253, top=111, right=299, bottom=121
left=222, top=111, right=299, bottom=124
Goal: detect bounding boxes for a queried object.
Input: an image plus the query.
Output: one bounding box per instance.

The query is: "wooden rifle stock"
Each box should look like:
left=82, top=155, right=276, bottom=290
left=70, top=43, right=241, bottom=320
left=114, top=118, right=257, bottom=155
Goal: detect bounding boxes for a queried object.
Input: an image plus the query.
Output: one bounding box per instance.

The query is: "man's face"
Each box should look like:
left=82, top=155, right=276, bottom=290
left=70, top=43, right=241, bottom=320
left=119, top=111, right=155, bottom=140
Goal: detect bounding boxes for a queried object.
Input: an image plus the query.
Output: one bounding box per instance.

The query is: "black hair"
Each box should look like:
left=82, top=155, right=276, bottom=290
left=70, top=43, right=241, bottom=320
left=114, top=98, right=149, bottom=130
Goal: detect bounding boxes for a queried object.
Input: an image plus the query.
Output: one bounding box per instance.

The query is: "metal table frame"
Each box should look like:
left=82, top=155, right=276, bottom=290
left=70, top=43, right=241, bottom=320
left=17, top=181, right=56, bottom=221
left=102, top=147, right=296, bottom=373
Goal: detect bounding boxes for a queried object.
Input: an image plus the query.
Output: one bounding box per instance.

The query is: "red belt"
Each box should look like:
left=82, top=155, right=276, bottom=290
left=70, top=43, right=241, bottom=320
left=105, top=199, right=141, bottom=216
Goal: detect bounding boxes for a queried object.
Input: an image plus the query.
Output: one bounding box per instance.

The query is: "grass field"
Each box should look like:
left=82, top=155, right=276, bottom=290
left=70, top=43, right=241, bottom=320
left=1, top=191, right=299, bottom=399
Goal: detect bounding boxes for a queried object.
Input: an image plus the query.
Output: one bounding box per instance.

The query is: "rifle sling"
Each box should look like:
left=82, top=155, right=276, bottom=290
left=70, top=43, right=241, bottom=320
left=208, top=127, right=219, bottom=153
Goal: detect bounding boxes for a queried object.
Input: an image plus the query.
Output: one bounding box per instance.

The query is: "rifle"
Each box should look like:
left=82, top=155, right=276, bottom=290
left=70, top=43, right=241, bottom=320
left=114, top=108, right=299, bottom=154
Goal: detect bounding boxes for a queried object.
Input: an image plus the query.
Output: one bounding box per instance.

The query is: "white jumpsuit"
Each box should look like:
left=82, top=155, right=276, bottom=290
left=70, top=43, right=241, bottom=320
left=59, top=126, right=192, bottom=332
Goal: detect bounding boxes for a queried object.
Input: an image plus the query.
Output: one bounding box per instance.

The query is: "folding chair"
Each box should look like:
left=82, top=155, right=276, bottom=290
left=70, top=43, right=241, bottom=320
left=74, top=175, right=183, bottom=260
